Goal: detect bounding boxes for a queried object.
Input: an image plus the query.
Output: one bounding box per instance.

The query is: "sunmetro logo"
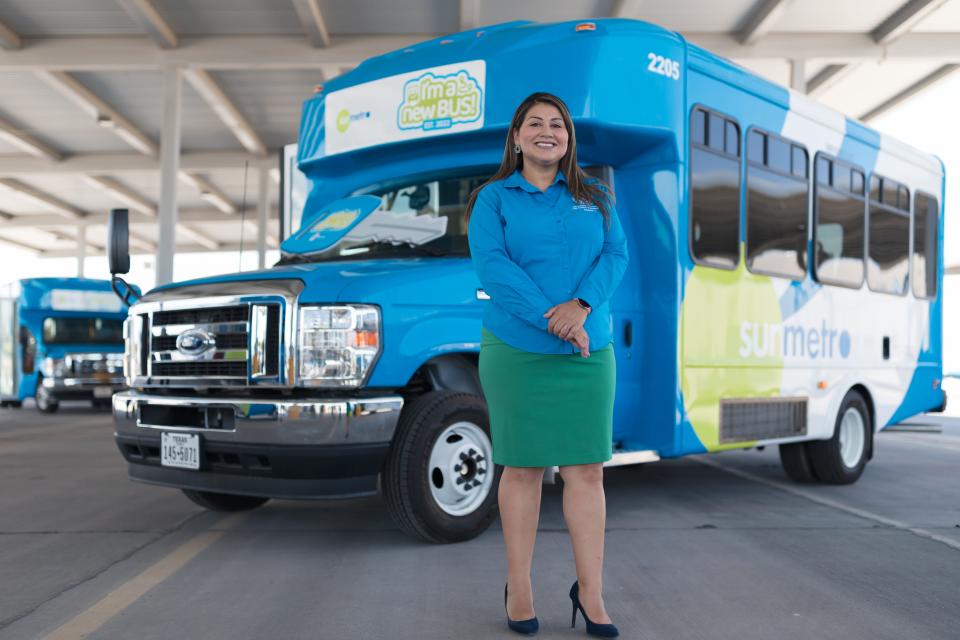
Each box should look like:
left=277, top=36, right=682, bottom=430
left=397, top=69, right=482, bottom=132
left=739, top=320, right=852, bottom=359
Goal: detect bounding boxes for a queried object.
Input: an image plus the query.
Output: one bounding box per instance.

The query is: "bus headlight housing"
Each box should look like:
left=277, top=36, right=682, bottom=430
left=298, top=305, right=380, bottom=387
left=41, top=357, right=66, bottom=379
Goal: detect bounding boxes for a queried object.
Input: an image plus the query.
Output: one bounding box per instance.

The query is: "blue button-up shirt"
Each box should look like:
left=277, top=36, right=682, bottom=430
left=468, top=169, right=629, bottom=354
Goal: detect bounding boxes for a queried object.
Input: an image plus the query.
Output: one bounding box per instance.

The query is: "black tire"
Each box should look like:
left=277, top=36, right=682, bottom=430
left=91, top=398, right=112, bottom=410
left=181, top=489, right=270, bottom=511
left=383, top=390, right=502, bottom=544
left=778, top=442, right=820, bottom=483
left=35, top=381, right=59, bottom=414
left=806, top=390, right=872, bottom=484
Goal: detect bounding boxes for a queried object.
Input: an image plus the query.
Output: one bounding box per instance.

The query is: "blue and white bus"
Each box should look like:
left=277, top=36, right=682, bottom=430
left=109, top=18, right=945, bottom=542
left=291, top=18, right=946, bottom=485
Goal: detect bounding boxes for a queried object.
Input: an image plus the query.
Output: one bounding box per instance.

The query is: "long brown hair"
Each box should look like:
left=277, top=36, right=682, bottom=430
left=464, top=92, right=613, bottom=228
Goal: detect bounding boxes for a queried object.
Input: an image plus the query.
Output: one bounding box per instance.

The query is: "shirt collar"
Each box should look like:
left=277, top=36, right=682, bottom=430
left=504, top=169, right=567, bottom=193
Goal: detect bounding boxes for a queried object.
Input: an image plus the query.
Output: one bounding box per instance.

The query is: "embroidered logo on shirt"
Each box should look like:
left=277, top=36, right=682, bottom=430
left=571, top=201, right=599, bottom=212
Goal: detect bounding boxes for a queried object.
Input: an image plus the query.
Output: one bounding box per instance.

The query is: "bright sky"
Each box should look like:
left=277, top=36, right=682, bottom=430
left=2, top=77, right=958, bottom=374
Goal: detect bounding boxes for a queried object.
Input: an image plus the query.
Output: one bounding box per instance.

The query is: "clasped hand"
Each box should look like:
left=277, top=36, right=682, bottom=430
left=543, top=300, right=591, bottom=358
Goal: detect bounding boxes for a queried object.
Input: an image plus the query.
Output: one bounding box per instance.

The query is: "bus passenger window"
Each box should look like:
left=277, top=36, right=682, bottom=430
left=912, top=192, right=939, bottom=299
left=689, top=106, right=740, bottom=270
left=745, top=129, right=808, bottom=281
left=867, top=174, right=910, bottom=295
left=813, top=154, right=865, bottom=288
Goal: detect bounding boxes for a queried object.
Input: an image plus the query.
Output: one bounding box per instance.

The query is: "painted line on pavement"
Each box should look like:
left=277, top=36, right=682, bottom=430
left=692, top=455, right=960, bottom=552
left=40, top=512, right=248, bottom=640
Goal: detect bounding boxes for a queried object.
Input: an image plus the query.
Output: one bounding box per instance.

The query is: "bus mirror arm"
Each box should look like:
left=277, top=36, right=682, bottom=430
left=111, top=276, right=141, bottom=306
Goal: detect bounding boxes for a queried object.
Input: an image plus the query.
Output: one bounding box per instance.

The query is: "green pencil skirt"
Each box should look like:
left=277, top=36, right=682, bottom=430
left=478, top=327, right=616, bottom=468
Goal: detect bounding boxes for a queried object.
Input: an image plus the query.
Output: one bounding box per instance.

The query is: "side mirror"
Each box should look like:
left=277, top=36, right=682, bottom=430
left=107, top=208, right=130, bottom=275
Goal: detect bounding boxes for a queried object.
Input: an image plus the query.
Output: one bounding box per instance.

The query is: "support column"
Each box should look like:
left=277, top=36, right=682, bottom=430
left=790, top=59, right=807, bottom=93
left=156, top=64, right=182, bottom=285
left=76, top=224, right=86, bottom=277
left=256, top=167, right=269, bottom=270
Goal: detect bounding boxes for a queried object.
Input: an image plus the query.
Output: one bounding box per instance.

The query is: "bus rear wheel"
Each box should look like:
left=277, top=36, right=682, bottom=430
left=806, top=390, right=871, bottom=484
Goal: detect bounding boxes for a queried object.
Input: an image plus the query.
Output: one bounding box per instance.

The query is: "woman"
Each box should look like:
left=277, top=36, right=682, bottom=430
left=466, top=92, right=629, bottom=638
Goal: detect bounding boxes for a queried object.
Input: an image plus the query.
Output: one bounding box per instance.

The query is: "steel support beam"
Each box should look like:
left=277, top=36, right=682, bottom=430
left=806, top=63, right=857, bottom=96
left=84, top=175, right=156, bottom=215
left=2, top=207, right=278, bottom=227
left=0, top=235, right=43, bottom=254
left=687, top=32, right=960, bottom=61
left=178, top=172, right=237, bottom=214
left=291, top=0, right=331, bottom=47
left=257, top=168, right=269, bottom=269
left=0, top=115, right=62, bottom=160
left=43, top=243, right=261, bottom=258
left=611, top=0, right=643, bottom=19
left=860, top=64, right=960, bottom=122
left=115, top=0, right=178, bottom=48
left=34, top=71, right=158, bottom=156
left=737, top=0, right=788, bottom=45
left=176, top=224, right=219, bottom=250
left=76, top=224, right=87, bottom=277
left=0, top=35, right=424, bottom=71
left=0, top=151, right=275, bottom=176
left=459, top=0, right=481, bottom=30
left=789, top=59, right=806, bottom=92
left=0, top=19, right=20, bottom=50
left=156, top=65, right=182, bottom=285
left=0, top=178, right=85, bottom=219
left=872, top=0, right=948, bottom=45
left=183, top=68, right=267, bottom=155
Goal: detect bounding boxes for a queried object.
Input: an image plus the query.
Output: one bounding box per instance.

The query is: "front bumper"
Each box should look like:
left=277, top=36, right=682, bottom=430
left=42, top=376, right=126, bottom=401
left=113, top=390, right=404, bottom=499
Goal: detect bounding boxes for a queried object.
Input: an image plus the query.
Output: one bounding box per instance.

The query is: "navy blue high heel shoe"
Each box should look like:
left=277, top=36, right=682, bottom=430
left=569, top=581, right=619, bottom=638
left=504, top=583, right=539, bottom=635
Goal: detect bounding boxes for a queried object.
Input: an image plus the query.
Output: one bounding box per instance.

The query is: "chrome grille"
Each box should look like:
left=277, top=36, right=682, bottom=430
left=125, top=280, right=303, bottom=388
left=137, top=301, right=282, bottom=386
left=68, top=353, right=124, bottom=376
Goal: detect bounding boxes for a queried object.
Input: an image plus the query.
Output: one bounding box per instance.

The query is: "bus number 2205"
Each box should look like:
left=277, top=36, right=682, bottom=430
left=647, top=53, right=680, bottom=80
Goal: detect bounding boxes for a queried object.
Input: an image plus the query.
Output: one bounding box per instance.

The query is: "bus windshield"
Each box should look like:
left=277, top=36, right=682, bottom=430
left=277, top=172, right=492, bottom=265
left=42, top=317, right=124, bottom=345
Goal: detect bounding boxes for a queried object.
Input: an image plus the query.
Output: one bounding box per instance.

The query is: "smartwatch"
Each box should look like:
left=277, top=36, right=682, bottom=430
left=575, top=298, right=592, bottom=313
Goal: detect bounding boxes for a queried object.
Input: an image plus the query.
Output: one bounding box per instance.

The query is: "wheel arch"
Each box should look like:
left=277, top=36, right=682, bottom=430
left=400, top=352, right=482, bottom=399
left=848, top=383, right=875, bottom=460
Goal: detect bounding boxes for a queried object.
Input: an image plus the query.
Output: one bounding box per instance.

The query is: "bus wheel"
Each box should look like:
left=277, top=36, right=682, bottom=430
left=806, top=390, right=871, bottom=484
left=35, top=383, right=59, bottom=414
left=383, top=391, right=501, bottom=544
left=181, top=489, right=269, bottom=511
left=778, top=442, right=819, bottom=483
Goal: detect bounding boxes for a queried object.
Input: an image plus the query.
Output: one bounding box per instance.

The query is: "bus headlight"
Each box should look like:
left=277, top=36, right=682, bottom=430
left=298, top=305, right=380, bottom=387
left=41, top=357, right=66, bottom=379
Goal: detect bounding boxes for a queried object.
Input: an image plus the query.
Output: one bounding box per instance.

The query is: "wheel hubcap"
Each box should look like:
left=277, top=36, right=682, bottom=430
left=428, top=421, right=494, bottom=517
left=838, top=407, right=866, bottom=468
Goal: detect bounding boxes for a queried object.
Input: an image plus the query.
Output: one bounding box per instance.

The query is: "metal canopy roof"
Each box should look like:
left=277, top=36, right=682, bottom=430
left=0, top=0, right=957, bottom=263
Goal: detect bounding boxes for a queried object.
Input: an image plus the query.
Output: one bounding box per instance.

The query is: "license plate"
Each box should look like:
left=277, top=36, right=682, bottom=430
left=161, top=432, right=200, bottom=470
left=93, top=386, right=113, bottom=398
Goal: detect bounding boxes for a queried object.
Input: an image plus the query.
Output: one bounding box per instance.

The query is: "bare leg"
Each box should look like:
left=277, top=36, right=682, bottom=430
left=499, top=465, right=545, bottom=620
left=559, top=463, right=611, bottom=623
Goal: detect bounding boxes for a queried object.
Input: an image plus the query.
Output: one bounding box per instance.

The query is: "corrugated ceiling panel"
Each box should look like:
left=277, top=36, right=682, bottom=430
left=212, top=70, right=319, bottom=149
left=71, top=71, right=239, bottom=152
left=318, top=0, right=458, bottom=34
left=156, top=0, right=303, bottom=36
left=0, top=0, right=139, bottom=36
left=0, top=72, right=134, bottom=154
